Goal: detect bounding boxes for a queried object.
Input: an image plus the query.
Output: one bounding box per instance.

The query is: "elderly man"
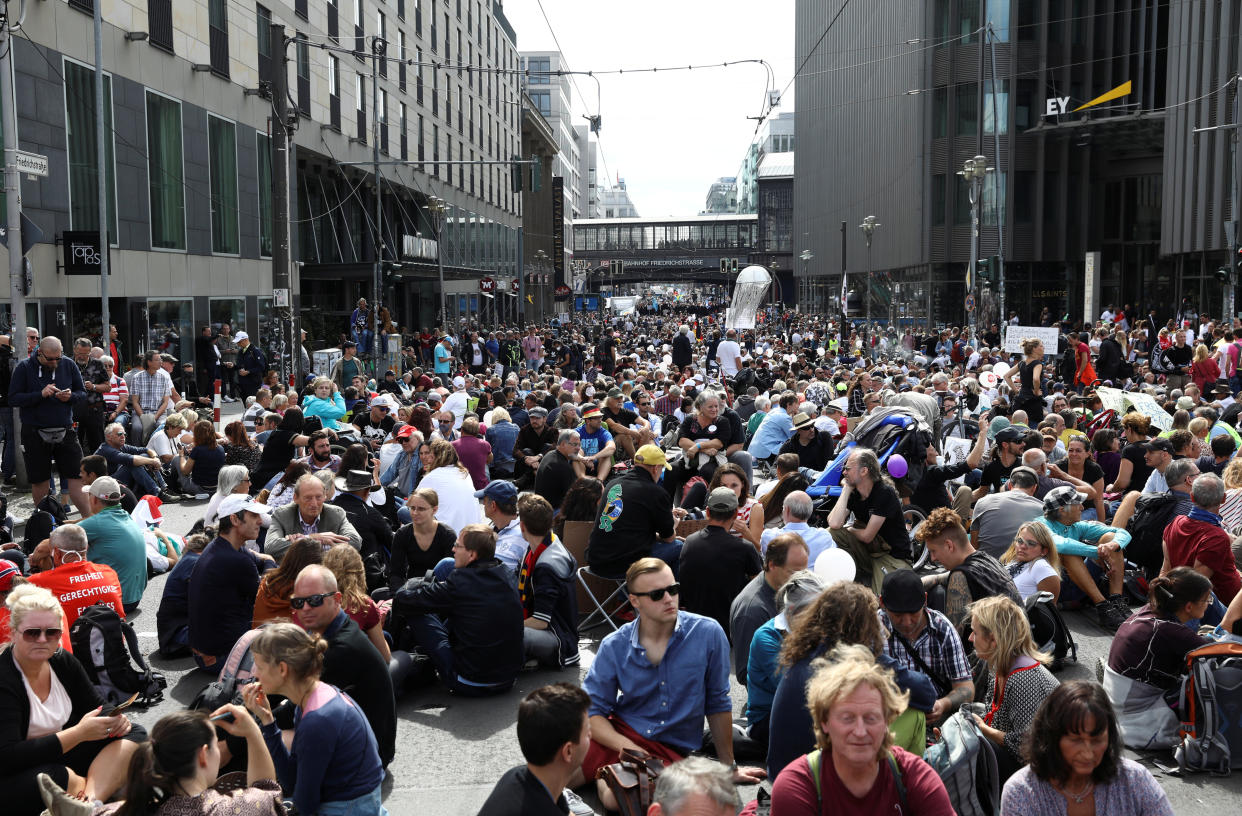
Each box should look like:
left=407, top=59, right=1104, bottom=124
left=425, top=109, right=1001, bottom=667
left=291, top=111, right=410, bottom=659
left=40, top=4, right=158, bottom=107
left=601, top=386, right=652, bottom=459
left=535, top=429, right=581, bottom=510
left=76, top=477, right=148, bottom=612
left=513, top=406, right=556, bottom=486
left=265, top=473, right=362, bottom=562
left=95, top=422, right=176, bottom=502
left=1036, top=484, right=1135, bottom=632
left=778, top=412, right=835, bottom=473
left=9, top=335, right=91, bottom=513
left=1162, top=472, right=1241, bottom=619
left=292, top=564, right=397, bottom=767
left=827, top=447, right=913, bottom=593
left=29, top=523, right=125, bottom=644
left=394, top=523, right=525, bottom=696
left=969, top=465, right=1044, bottom=557
left=747, top=392, right=798, bottom=461
left=760, top=490, right=833, bottom=561
left=728, top=533, right=809, bottom=685
left=1020, top=447, right=1097, bottom=501
left=234, top=330, right=266, bottom=401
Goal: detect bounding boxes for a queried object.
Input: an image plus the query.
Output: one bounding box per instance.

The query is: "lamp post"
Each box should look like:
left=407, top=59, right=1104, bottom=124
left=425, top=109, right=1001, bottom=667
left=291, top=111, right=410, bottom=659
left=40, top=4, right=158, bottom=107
left=534, top=250, right=549, bottom=323
left=426, top=195, right=448, bottom=325
left=799, top=249, right=814, bottom=314
left=858, top=215, right=880, bottom=358
left=958, top=154, right=992, bottom=336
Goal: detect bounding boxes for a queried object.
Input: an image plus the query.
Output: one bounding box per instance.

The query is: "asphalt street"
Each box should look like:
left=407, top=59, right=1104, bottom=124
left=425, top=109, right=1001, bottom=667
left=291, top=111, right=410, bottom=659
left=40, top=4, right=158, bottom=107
left=45, top=405, right=1242, bottom=814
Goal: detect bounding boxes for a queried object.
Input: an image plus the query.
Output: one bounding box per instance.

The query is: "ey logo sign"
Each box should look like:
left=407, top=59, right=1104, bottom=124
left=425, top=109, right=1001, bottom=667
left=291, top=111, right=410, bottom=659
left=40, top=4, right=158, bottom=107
left=1045, top=81, right=1132, bottom=116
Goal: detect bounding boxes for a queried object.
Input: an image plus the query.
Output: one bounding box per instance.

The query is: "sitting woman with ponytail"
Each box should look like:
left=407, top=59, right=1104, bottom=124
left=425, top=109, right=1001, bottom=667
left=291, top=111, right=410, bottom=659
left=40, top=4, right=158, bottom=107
left=37, top=705, right=285, bottom=816
left=1104, top=567, right=1213, bottom=749
left=241, top=622, right=387, bottom=816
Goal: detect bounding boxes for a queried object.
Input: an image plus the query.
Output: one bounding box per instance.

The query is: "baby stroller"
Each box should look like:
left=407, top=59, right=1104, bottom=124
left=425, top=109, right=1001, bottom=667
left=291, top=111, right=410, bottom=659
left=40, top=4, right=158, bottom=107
left=808, top=407, right=935, bottom=569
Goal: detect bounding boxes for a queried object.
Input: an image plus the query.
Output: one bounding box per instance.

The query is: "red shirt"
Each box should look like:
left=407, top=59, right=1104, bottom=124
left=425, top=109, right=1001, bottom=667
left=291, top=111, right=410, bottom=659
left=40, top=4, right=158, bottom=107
left=1164, top=516, right=1242, bottom=604
left=29, top=560, right=125, bottom=652
left=770, top=746, right=955, bottom=816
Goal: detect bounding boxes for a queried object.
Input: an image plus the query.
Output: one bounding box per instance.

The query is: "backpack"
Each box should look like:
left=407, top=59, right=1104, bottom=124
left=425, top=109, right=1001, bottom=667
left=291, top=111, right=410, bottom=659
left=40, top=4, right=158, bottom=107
left=1057, top=343, right=1078, bottom=385
left=1124, top=491, right=1181, bottom=579
left=190, top=627, right=266, bottom=713
left=68, top=604, right=166, bottom=707
left=951, top=340, right=965, bottom=364
left=1024, top=591, right=1078, bottom=670
left=1176, top=642, right=1242, bottom=775
left=806, top=748, right=906, bottom=808
left=923, top=710, right=1001, bottom=816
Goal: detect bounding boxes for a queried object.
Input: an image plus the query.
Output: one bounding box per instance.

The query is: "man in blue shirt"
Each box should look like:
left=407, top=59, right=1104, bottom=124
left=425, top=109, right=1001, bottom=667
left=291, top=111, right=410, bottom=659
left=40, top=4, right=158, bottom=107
left=575, top=557, right=765, bottom=811
left=747, top=392, right=798, bottom=460
left=434, top=336, right=455, bottom=377
left=576, top=405, right=616, bottom=480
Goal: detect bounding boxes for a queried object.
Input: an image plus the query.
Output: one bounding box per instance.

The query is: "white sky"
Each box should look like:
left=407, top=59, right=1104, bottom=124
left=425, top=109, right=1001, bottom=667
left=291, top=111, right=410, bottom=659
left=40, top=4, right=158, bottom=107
left=501, top=1, right=796, bottom=218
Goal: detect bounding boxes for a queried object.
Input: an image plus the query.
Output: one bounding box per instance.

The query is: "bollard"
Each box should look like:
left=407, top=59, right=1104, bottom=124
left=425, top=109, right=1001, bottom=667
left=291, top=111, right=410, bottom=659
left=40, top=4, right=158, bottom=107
left=213, top=378, right=222, bottom=432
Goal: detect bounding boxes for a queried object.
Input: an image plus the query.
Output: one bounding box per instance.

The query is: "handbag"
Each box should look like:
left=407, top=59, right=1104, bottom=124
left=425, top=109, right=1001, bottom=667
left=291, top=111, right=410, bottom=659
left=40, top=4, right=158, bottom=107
left=596, top=749, right=667, bottom=816
left=36, top=427, right=68, bottom=445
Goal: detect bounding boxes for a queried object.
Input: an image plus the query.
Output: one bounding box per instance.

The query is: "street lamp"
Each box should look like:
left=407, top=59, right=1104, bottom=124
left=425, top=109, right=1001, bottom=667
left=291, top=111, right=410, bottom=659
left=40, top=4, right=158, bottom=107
left=958, top=154, right=992, bottom=335
left=426, top=195, right=449, bottom=326
left=799, top=249, right=814, bottom=313
left=534, top=250, right=549, bottom=322
left=858, top=215, right=880, bottom=358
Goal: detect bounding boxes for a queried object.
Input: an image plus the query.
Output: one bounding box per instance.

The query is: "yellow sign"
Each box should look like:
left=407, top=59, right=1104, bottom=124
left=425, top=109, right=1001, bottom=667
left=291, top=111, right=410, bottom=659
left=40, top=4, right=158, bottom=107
left=1073, top=81, right=1133, bottom=112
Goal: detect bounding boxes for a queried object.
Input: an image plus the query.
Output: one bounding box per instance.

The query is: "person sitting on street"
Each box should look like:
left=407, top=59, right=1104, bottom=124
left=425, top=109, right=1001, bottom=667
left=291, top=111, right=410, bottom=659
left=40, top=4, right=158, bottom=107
left=915, top=507, right=1021, bottom=630
left=574, top=558, right=765, bottom=811
left=478, top=479, right=526, bottom=571
left=514, top=494, right=580, bottom=670
left=1159, top=472, right=1240, bottom=625
left=330, top=467, right=393, bottom=589
left=969, top=465, right=1044, bottom=558
left=778, top=412, right=836, bottom=473
left=289, top=564, right=396, bottom=768
left=1035, top=484, right=1134, bottom=632
left=297, top=430, right=342, bottom=474
left=154, top=532, right=209, bottom=659
left=393, top=524, right=524, bottom=696
left=265, top=473, right=362, bottom=563
left=729, top=533, right=810, bottom=686
left=94, top=423, right=175, bottom=503
left=586, top=444, right=681, bottom=578
left=679, top=487, right=763, bottom=637
left=79, top=455, right=138, bottom=514
left=477, top=683, right=595, bottom=816
left=75, top=478, right=149, bottom=614
left=534, top=430, right=581, bottom=511
left=513, top=406, right=556, bottom=487
left=827, top=447, right=914, bottom=594
left=647, top=757, right=742, bottom=816
left=759, top=490, right=834, bottom=561
left=878, top=569, right=976, bottom=727
left=576, top=406, right=616, bottom=480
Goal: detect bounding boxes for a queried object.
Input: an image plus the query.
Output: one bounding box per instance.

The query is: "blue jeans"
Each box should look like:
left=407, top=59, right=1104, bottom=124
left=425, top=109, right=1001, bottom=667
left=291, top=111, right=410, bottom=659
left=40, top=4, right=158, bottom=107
left=115, top=462, right=164, bottom=497
left=315, top=784, right=388, bottom=816
left=0, top=407, right=14, bottom=478
left=1188, top=593, right=1228, bottom=630
left=407, top=612, right=513, bottom=697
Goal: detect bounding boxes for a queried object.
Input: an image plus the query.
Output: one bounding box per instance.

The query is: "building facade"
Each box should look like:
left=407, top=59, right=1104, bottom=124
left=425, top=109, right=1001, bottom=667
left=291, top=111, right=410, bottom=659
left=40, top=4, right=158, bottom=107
left=2, top=0, right=523, bottom=370
left=736, top=111, right=793, bottom=215
left=701, top=177, right=738, bottom=215
left=793, top=0, right=1240, bottom=329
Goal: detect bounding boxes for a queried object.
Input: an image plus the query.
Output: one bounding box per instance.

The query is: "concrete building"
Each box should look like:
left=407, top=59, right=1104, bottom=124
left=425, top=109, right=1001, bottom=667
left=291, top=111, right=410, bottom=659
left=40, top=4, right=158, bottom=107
left=520, top=50, right=581, bottom=281
left=793, top=1, right=1240, bottom=329
left=737, top=112, right=794, bottom=214
left=598, top=177, right=639, bottom=219
left=701, top=177, right=738, bottom=215
left=0, top=0, right=523, bottom=369
left=575, top=123, right=598, bottom=219
left=753, top=155, right=794, bottom=304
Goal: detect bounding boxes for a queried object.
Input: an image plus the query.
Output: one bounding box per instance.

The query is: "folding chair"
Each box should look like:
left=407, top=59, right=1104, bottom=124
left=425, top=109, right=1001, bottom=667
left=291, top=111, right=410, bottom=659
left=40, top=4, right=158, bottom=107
left=576, top=565, right=630, bottom=633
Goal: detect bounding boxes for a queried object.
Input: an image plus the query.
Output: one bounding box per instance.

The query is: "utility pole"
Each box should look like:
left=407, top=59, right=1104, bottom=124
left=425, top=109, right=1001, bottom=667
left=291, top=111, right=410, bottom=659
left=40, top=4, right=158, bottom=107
left=1, top=7, right=25, bottom=345
left=269, top=22, right=298, bottom=386
left=93, top=0, right=109, bottom=343
left=1231, top=71, right=1240, bottom=324
left=371, top=38, right=382, bottom=373
left=987, top=22, right=1005, bottom=325
left=839, top=220, right=846, bottom=331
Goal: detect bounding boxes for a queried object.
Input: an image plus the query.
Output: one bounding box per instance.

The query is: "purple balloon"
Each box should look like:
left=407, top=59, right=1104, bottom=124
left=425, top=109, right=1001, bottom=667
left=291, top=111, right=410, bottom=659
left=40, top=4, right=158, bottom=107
left=887, top=454, right=908, bottom=479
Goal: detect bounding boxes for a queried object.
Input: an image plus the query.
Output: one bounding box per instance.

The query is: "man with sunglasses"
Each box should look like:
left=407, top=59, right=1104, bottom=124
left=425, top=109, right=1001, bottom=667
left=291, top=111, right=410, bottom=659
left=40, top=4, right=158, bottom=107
left=28, top=523, right=123, bottom=652
left=576, top=557, right=765, bottom=811
left=352, top=396, right=397, bottom=450
left=188, top=494, right=270, bottom=673
left=9, top=336, right=91, bottom=515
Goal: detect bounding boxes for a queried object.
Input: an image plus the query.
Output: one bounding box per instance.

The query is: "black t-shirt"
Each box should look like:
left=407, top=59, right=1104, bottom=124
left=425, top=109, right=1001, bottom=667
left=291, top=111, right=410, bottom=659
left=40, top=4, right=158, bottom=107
left=677, top=415, right=733, bottom=448
left=353, top=412, right=396, bottom=446
left=587, top=469, right=675, bottom=577
left=1163, top=344, right=1193, bottom=373
left=477, top=765, right=569, bottom=816
left=846, top=482, right=910, bottom=560
left=911, top=460, right=973, bottom=512
left=535, top=450, right=578, bottom=510
left=388, top=521, right=457, bottom=589
left=778, top=430, right=836, bottom=472
left=602, top=405, right=638, bottom=430
left=1121, top=441, right=1154, bottom=489
left=981, top=455, right=1018, bottom=492
left=679, top=525, right=762, bottom=636
left=1074, top=458, right=1105, bottom=504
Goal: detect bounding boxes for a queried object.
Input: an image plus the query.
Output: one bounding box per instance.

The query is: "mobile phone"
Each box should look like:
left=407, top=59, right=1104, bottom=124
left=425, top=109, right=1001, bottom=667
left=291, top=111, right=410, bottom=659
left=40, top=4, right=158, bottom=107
left=99, top=692, right=140, bottom=716
left=209, top=711, right=236, bottom=723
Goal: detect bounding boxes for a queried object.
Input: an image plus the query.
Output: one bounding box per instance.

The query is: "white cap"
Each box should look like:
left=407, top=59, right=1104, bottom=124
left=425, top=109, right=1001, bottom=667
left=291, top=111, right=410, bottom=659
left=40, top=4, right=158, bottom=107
left=217, top=494, right=272, bottom=519
left=234, top=331, right=250, bottom=343
left=452, top=376, right=466, bottom=389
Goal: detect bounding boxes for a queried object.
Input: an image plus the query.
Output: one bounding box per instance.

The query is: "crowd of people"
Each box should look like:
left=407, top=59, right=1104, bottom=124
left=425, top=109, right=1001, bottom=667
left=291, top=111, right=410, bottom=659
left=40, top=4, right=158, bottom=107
left=2, top=302, right=1239, bottom=815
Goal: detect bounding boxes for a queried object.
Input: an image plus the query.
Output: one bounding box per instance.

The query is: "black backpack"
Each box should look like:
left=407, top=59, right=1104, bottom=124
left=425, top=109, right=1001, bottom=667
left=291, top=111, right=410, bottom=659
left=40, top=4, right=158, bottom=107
left=1125, top=491, right=1181, bottom=579
left=69, top=604, right=166, bottom=707
left=1057, top=343, right=1078, bottom=384
left=1024, top=591, right=1078, bottom=670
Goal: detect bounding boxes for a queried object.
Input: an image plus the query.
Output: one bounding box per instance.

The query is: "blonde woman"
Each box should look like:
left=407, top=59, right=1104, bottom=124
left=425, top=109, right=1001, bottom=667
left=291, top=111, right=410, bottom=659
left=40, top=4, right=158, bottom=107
left=322, top=545, right=390, bottom=662
left=999, top=522, right=1062, bottom=600
left=967, top=595, right=1060, bottom=781
left=1219, top=457, right=1242, bottom=535
left=1002, top=337, right=1045, bottom=423
left=1190, top=343, right=1220, bottom=393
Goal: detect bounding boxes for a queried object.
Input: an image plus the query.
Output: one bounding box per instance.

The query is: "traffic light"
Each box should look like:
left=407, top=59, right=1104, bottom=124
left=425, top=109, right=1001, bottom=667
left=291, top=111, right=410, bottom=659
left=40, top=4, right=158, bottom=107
left=1216, top=266, right=1233, bottom=284
left=730, top=258, right=739, bottom=274
left=510, top=156, right=523, bottom=192
left=976, top=257, right=992, bottom=284
left=720, top=259, right=728, bottom=275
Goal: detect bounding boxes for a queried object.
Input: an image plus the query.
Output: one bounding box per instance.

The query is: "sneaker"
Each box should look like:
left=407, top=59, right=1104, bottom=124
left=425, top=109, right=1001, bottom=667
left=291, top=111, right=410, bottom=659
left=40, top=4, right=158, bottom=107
left=1095, top=599, right=1128, bottom=632
left=1109, top=594, right=1132, bottom=620
left=562, top=789, right=598, bottom=816
left=3, top=476, right=14, bottom=487
left=193, top=493, right=211, bottom=501
left=157, top=490, right=183, bottom=504
left=37, top=773, right=93, bottom=816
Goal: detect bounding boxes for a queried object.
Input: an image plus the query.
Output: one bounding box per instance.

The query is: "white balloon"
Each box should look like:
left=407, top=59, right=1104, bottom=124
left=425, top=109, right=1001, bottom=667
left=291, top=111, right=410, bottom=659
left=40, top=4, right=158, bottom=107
left=993, top=361, right=1010, bottom=379
left=814, top=548, right=856, bottom=584
left=663, top=354, right=673, bottom=366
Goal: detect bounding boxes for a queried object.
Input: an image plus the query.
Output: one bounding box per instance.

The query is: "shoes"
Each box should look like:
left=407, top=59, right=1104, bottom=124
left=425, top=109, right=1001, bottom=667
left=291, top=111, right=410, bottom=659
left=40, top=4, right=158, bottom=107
left=193, top=493, right=210, bottom=501
left=157, top=490, right=183, bottom=504
left=1109, top=593, right=1132, bottom=620
left=36, top=773, right=93, bottom=816
left=1095, top=599, right=1129, bottom=632
left=3, top=476, right=14, bottom=487
left=562, top=789, right=598, bottom=816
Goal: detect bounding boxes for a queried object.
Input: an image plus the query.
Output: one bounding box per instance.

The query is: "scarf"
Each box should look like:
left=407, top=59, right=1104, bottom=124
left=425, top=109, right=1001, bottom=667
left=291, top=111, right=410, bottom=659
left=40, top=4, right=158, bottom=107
left=1187, top=506, right=1222, bottom=527
left=518, top=535, right=552, bottom=617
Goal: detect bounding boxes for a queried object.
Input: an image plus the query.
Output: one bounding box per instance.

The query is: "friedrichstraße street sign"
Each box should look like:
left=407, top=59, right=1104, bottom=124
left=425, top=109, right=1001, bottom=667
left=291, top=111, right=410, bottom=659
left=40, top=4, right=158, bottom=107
left=13, top=150, right=48, bottom=177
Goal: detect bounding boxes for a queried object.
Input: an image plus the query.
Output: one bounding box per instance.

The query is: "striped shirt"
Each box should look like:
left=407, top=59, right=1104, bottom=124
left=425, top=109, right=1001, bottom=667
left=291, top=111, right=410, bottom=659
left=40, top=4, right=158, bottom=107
left=102, top=374, right=128, bottom=414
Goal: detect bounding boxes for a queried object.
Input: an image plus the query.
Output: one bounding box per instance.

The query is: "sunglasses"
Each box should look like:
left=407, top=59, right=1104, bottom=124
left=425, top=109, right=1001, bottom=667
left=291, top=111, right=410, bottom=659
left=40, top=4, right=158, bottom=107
left=631, top=583, right=681, bottom=601
left=21, top=627, right=63, bottom=642
left=289, top=592, right=334, bottom=610
left=1013, top=537, right=1043, bottom=550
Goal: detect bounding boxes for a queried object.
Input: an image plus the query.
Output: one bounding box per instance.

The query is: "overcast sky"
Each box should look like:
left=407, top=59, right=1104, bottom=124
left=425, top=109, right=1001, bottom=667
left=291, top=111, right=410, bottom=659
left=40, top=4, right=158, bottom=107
left=501, top=1, right=795, bottom=218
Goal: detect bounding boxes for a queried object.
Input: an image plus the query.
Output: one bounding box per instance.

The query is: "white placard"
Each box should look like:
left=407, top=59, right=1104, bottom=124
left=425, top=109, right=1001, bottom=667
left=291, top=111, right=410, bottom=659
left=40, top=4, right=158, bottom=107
left=1084, top=251, right=1101, bottom=326
left=941, top=436, right=974, bottom=468
left=1002, top=325, right=1059, bottom=356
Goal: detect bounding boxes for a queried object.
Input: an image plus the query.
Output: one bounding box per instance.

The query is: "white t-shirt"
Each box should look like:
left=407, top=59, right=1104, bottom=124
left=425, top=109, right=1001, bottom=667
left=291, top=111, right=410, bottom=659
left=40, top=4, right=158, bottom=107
left=1007, top=557, right=1058, bottom=598
left=23, top=669, right=72, bottom=738
left=149, top=430, right=177, bottom=461
left=716, top=340, right=742, bottom=376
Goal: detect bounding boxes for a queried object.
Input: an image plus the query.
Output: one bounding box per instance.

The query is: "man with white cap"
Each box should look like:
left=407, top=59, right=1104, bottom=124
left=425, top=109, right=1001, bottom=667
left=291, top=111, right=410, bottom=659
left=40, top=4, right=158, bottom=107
left=188, top=493, right=271, bottom=672
left=234, top=330, right=266, bottom=402
left=443, top=375, right=470, bottom=430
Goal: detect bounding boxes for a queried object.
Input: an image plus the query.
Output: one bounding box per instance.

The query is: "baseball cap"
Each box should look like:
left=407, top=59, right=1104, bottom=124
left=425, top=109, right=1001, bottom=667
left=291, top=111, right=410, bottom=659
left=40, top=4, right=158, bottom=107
left=706, top=487, right=740, bottom=513
left=452, top=376, right=466, bottom=389
left=395, top=424, right=417, bottom=439
left=217, top=494, right=273, bottom=519
left=0, top=561, right=20, bottom=592
left=474, top=479, right=518, bottom=504
left=1043, top=485, right=1089, bottom=514
left=607, top=386, right=623, bottom=399
left=995, top=425, right=1025, bottom=443
left=1144, top=437, right=1174, bottom=455
left=634, top=444, right=672, bottom=471
left=881, top=570, right=927, bottom=614
left=234, top=331, right=249, bottom=343
left=87, top=477, right=123, bottom=503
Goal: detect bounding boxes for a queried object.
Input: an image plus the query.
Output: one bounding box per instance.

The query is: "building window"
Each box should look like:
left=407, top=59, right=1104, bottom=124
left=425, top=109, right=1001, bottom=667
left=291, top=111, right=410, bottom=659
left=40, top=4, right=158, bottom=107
left=932, top=87, right=948, bottom=138
left=525, top=56, right=550, bottom=84
left=398, top=30, right=407, bottom=91
left=257, top=4, right=273, bottom=87
left=416, top=47, right=424, bottom=104
left=400, top=102, right=408, bottom=160
left=148, top=0, right=174, bottom=53
left=953, top=174, right=971, bottom=226
left=65, top=60, right=117, bottom=244
left=297, top=35, right=311, bottom=115
left=379, top=88, right=389, bottom=153
left=329, top=54, right=341, bottom=130
left=955, top=84, right=977, bottom=137
left=987, top=0, right=1010, bottom=41
left=68, top=0, right=94, bottom=12
left=982, top=171, right=1006, bottom=227
left=208, top=115, right=239, bottom=254
left=418, top=114, right=425, bottom=161
left=983, top=80, right=1008, bottom=135
left=328, top=0, right=339, bottom=43
left=356, top=73, right=367, bottom=142
left=354, top=0, right=365, bottom=62
left=257, top=132, right=272, bottom=257
left=930, top=174, right=945, bottom=226
left=530, top=91, right=551, bottom=117
left=295, top=0, right=308, bottom=20
left=208, top=0, right=230, bottom=78
left=377, top=10, right=387, bottom=78
left=145, top=91, right=184, bottom=250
